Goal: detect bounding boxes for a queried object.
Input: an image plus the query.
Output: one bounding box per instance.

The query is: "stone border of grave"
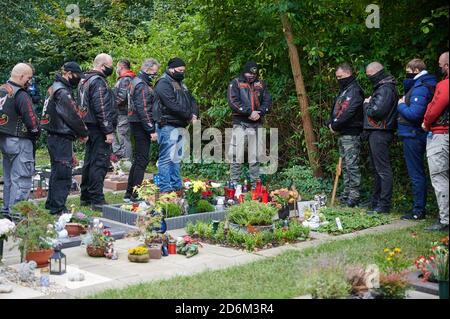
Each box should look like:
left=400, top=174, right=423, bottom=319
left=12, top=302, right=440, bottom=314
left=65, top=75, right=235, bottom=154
left=102, top=204, right=228, bottom=230
left=407, top=271, right=439, bottom=296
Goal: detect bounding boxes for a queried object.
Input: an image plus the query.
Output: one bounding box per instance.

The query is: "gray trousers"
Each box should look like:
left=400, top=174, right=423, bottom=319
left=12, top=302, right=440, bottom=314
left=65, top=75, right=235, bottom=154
left=229, top=122, right=262, bottom=186
left=426, top=133, right=449, bottom=225
left=0, top=136, right=34, bottom=213
left=112, top=114, right=132, bottom=159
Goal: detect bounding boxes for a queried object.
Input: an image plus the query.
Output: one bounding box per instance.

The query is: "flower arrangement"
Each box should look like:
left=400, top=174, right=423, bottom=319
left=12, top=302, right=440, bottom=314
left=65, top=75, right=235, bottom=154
left=0, top=219, right=15, bottom=240
left=184, top=179, right=208, bottom=208
left=270, top=188, right=300, bottom=209
left=377, top=247, right=410, bottom=273
left=71, top=211, right=90, bottom=226
left=128, top=246, right=149, bottom=255
left=415, top=236, right=449, bottom=282
left=135, top=212, right=165, bottom=244
left=81, top=219, right=114, bottom=248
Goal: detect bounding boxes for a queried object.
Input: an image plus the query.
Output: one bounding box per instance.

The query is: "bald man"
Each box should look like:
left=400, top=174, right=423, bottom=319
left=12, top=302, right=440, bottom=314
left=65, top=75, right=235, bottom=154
left=363, top=62, right=398, bottom=215
left=0, top=63, right=40, bottom=217
left=422, top=52, right=449, bottom=232
left=77, top=53, right=117, bottom=209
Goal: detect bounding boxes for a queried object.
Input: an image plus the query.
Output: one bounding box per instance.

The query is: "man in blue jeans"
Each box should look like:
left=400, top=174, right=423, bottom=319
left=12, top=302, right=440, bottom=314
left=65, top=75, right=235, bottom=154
left=154, top=58, right=199, bottom=193
left=397, top=59, right=437, bottom=220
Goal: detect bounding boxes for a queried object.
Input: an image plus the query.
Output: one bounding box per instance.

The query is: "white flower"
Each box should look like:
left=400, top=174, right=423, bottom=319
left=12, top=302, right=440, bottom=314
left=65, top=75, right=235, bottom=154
left=0, top=219, right=15, bottom=236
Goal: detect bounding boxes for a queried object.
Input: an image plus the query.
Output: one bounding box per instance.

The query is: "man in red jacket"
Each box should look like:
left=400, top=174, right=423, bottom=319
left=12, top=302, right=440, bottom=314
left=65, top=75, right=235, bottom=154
left=422, top=51, right=449, bottom=232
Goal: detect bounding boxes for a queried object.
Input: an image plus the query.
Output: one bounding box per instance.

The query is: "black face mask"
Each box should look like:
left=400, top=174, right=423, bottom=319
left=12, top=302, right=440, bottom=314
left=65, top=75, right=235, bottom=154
left=140, top=71, right=157, bottom=83
left=245, top=74, right=256, bottom=83
left=337, top=75, right=355, bottom=91
left=172, top=71, right=184, bottom=82
left=69, top=75, right=81, bottom=88
left=406, top=72, right=418, bottom=79
left=103, top=65, right=114, bottom=77
left=368, top=69, right=386, bottom=86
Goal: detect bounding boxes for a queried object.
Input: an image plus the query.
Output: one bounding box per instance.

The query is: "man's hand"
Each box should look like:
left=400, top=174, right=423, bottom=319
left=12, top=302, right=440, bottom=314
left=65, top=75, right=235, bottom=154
left=105, top=133, right=114, bottom=144
left=328, top=124, right=335, bottom=134
left=421, top=122, right=429, bottom=132
left=151, top=133, right=158, bottom=141
left=80, top=136, right=89, bottom=143
left=249, top=111, right=260, bottom=121
left=364, top=96, right=372, bottom=104
left=72, top=153, right=79, bottom=167
left=398, top=96, right=405, bottom=105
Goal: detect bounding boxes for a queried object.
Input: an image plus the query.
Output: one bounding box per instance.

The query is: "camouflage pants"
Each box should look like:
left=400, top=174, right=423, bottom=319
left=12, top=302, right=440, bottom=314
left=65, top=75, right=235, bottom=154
left=229, top=122, right=261, bottom=186
left=112, top=114, right=132, bottom=159
left=338, top=135, right=361, bottom=201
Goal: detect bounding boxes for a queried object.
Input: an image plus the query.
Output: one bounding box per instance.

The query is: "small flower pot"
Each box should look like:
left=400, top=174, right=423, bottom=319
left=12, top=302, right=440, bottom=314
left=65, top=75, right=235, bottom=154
left=65, top=223, right=87, bottom=237
left=128, top=254, right=150, bottom=263
left=86, top=245, right=105, bottom=257
left=25, top=248, right=54, bottom=268
left=439, top=280, right=449, bottom=299
left=147, top=244, right=162, bottom=259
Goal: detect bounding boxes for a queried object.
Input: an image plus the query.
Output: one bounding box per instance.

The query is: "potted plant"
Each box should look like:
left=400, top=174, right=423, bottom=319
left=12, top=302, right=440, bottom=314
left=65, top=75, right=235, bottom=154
left=375, top=247, right=410, bottom=299
left=414, top=235, right=449, bottom=299
left=270, top=188, right=299, bottom=219
left=11, top=201, right=57, bottom=268
left=133, top=179, right=159, bottom=205
left=65, top=207, right=90, bottom=237
left=128, top=246, right=150, bottom=263
left=227, top=201, right=277, bottom=233
left=184, top=180, right=208, bottom=214
left=0, top=218, right=15, bottom=262
left=81, top=219, right=114, bottom=257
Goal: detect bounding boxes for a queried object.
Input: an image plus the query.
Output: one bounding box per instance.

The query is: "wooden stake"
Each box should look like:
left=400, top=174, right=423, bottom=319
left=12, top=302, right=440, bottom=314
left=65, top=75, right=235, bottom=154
left=331, top=157, right=342, bottom=206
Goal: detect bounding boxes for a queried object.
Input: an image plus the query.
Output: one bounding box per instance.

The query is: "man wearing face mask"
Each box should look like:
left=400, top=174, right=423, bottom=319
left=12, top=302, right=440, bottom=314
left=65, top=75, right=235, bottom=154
left=397, top=59, right=437, bottom=221
left=0, top=63, right=40, bottom=217
left=112, top=59, right=135, bottom=160
left=422, top=51, right=449, bottom=232
left=154, top=57, right=199, bottom=193
left=363, top=62, right=398, bottom=215
left=125, top=58, right=160, bottom=202
left=227, top=60, right=272, bottom=187
left=328, top=62, right=364, bottom=207
left=40, top=62, right=89, bottom=215
left=78, top=53, right=117, bottom=209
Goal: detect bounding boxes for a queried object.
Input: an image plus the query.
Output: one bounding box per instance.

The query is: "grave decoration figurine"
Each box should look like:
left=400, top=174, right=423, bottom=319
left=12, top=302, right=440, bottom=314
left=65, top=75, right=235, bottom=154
left=54, top=213, right=72, bottom=239
left=18, top=260, right=37, bottom=282
left=301, top=202, right=328, bottom=230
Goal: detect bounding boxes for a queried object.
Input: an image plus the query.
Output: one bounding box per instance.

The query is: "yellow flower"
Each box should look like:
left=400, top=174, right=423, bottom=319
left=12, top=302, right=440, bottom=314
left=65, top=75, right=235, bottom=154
left=387, top=257, right=392, bottom=262
left=394, top=247, right=401, bottom=253
left=389, top=252, right=395, bottom=257
left=384, top=248, right=390, bottom=253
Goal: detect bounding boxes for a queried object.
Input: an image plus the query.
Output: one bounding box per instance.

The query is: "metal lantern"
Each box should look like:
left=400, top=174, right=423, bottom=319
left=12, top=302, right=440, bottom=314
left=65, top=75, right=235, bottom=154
left=50, top=246, right=67, bottom=275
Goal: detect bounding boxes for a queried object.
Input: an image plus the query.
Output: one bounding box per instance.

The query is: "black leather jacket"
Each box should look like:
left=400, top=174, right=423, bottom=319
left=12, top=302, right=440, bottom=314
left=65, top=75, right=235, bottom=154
left=41, top=75, right=88, bottom=140
left=329, top=78, right=364, bottom=135
left=78, top=71, right=117, bottom=134
left=128, top=73, right=156, bottom=133
left=227, top=75, right=272, bottom=125
left=154, top=70, right=198, bottom=128
left=364, top=74, right=398, bottom=130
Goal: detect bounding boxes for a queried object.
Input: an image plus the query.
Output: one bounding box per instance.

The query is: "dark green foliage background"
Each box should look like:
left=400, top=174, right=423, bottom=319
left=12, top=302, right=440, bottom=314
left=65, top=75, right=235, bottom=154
left=1, top=0, right=448, bottom=211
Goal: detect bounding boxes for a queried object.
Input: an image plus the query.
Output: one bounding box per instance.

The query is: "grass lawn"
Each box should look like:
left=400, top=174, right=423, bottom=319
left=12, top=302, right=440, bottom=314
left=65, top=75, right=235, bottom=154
left=90, top=221, right=446, bottom=299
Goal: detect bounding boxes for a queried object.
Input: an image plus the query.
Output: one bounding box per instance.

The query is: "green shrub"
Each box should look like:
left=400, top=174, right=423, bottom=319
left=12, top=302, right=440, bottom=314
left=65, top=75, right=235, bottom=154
left=278, top=166, right=332, bottom=200
left=227, top=201, right=277, bottom=226
left=196, top=200, right=214, bottom=213
left=307, top=270, right=351, bottom=299
left=163, top=203, right=183, bottom=218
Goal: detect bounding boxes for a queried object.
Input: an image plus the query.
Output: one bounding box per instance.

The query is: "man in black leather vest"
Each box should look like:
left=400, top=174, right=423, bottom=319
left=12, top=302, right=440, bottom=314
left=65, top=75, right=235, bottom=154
left=227, top=61, right=272, bottom=187
left=41, top=62, right=89, bottom=215
left=0, top=63, right=40, bottom=216
left=77, top=53, right=117, bottom=209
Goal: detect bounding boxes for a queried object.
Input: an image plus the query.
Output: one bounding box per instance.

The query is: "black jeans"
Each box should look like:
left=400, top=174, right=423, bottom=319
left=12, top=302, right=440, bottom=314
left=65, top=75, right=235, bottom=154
left=45, top=135, right=73, bottom=214
left=126, top=122, right=151, bottom=198
left=80, top=128, right=111, bottom=204
left=368, top=130, right=394, bottom=212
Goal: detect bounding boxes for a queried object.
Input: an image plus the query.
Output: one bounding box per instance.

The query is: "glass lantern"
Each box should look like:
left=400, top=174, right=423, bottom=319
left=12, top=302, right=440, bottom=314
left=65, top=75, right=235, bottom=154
left=50, top=246, right=67, bottom=275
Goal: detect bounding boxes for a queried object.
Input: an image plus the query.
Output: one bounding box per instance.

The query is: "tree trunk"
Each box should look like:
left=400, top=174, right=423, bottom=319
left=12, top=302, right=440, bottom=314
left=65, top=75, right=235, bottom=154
left=280, top=13, right=323, bottom=177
